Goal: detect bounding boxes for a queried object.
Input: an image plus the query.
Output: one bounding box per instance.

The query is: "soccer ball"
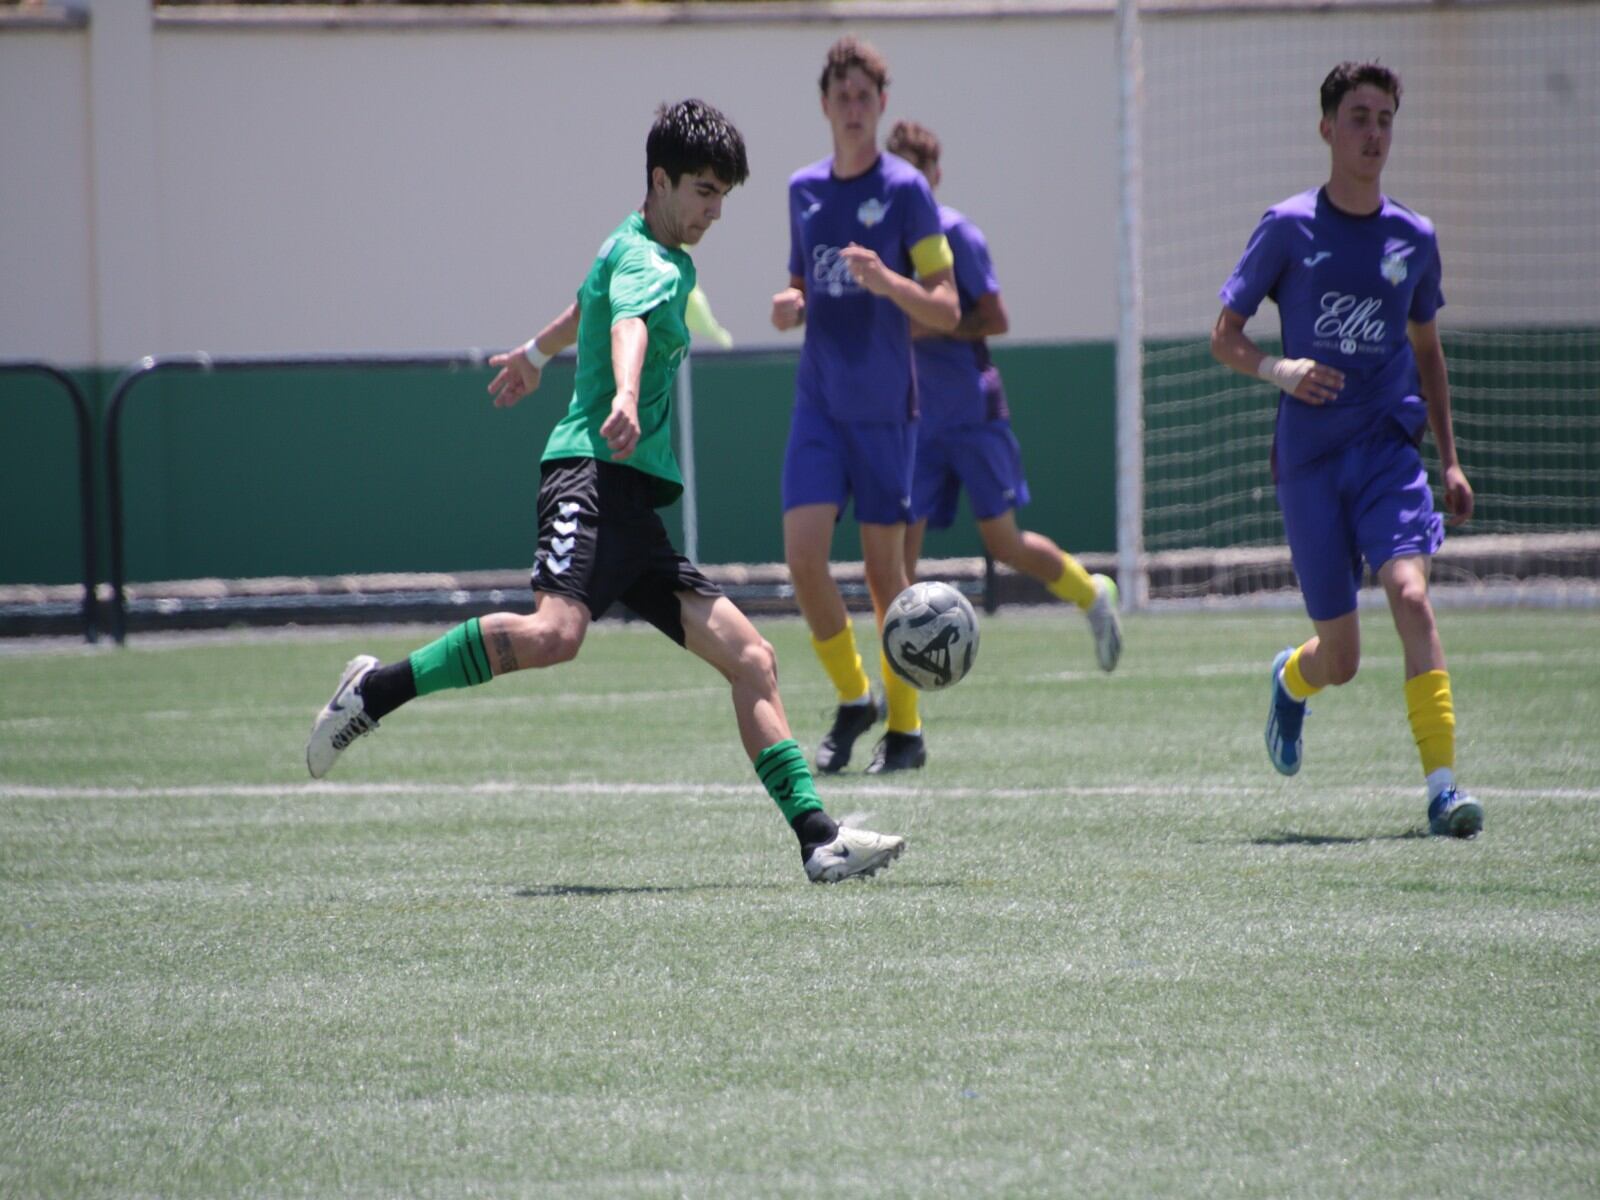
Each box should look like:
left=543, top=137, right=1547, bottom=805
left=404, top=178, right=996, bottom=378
left=881, top=581, right=980, bottom=691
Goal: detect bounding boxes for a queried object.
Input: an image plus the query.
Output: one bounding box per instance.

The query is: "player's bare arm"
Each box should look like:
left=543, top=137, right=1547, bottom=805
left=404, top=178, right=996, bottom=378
left=947, top=290, right=1008, bottom=341
left=601, top=316, right=648, bottom=461
left=841, top=245, right=959, bottom=333
left=771, top=275, right=806, bottom=331
left=488, top=302, right=580, bottom=408
left=1409, top=317, right=1473, bottom=526
left=1210, top=306, right=1345, bottom=405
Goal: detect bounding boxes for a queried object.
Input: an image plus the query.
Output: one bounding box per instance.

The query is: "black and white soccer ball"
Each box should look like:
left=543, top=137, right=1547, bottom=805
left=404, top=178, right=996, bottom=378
left=881, top=581, right=980, bottom=691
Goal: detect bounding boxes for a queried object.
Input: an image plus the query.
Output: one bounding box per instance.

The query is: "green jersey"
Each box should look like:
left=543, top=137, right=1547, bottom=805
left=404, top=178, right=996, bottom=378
left=541, top=211, right=695, bottom=506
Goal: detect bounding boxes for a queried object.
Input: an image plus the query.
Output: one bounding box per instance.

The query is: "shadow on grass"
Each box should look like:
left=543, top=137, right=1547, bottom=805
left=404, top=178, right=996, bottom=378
left=1252, top=827, right=1429, bottom=846
left=515, top=883, right=773, bottom=898
left=515, top=879, right=964, bottom=898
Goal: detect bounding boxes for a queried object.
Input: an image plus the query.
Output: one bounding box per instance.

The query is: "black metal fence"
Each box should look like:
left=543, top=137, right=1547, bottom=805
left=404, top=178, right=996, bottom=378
left=0, top=361, right=99, bottom=642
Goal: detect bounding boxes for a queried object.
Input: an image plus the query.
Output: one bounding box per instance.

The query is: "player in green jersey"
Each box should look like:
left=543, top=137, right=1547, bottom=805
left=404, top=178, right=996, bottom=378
left=306, top=100, right=905, bottom=883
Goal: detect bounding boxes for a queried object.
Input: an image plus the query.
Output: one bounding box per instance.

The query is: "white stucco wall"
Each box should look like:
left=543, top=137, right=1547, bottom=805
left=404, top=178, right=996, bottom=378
left=2, top=2, right=1595, bottom=366
left=0, top=27, right=94, bottom=364
left=2, top=5, right=1119, bottom=364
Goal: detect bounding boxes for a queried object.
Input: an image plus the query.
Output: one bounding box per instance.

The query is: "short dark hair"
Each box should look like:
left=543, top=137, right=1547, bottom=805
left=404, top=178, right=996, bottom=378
left=886, top=119, right=940, bottom=174
left=819, top=36, right=890, bottom=94
left=1320, top=61, right=1402, bottom=117
left=646, top=99, right=750, bottom=190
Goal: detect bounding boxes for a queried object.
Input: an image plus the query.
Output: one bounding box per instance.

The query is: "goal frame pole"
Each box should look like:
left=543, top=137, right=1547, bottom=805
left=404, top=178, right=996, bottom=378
left=1114, top=0, right=1148, bottom=610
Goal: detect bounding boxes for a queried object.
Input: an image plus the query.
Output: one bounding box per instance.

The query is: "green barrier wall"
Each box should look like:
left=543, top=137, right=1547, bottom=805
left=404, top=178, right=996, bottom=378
left=8, top=331, right=1588, bottom=589
left=687, top=342, right=1117, bottom=564
left=0, top=369, right=99, bottom=586
left=0, top=345, right=1116, bottom=587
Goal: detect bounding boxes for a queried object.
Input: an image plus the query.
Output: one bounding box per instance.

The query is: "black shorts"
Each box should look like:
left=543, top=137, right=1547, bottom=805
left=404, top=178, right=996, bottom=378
left=530, top=457, right=722, bottom=646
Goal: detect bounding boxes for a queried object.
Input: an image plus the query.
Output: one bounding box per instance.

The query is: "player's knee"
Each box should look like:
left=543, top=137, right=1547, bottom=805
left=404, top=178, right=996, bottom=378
left=748, top=637, right=780, bottom=685
left=1390, top=578, right=1434, bottom=628
left=545, top=630, right=584, bottom=664
left=863, top=560, right=904, bottom=606
left=522, top=612, right=584, bottom=665
left=733, top=636, right=779, bottom=692
left=784, top=545, right=829, bottom=583
left=980, top=528, right=1023, bottom=567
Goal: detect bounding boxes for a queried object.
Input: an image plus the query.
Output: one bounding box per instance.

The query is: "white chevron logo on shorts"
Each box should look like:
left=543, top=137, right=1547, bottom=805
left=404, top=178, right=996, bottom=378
left=559, top=502, right=581, bottom=518
left=546, top=556, right=571, bottom=575
left=552, top=536, right=575, bottom=555
left=553, top=518, right=578, bottom=536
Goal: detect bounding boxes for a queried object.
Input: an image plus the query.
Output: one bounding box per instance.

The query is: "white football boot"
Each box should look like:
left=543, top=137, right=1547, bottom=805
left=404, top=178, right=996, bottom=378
left=1087, top=573, right=1123, bottom=672
left=804, top=818, right=907, bottom=883
left=306, top=654, right=380, bottom=778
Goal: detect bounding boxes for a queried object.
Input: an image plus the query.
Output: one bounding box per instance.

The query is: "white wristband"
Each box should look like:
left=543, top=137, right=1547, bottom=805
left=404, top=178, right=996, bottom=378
left=522, top=338, right=550, bottom=370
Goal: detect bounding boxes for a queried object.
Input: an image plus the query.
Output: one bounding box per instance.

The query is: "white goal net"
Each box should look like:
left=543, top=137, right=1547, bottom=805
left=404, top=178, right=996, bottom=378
left=1130, top=0, right=1599, bottom=605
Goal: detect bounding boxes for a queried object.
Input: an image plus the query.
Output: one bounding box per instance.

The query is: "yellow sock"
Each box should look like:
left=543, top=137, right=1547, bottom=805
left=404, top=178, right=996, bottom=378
left=1405, top=669, right=1456, bottom=779
left=1280, top=643, right=1322, bottom=702
left=812, top=625, right=872, bottom=705
left=880, top=650, right=922, bottom=735
left=1045, top=551, right=1098, bottom=610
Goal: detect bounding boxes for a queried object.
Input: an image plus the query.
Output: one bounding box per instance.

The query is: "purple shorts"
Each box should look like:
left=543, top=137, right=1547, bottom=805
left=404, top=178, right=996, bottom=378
left=1276, top=427, right=1444, bottom=622
left=781, top=399, right=915, bottom=526
left=913, top=420, right=1031, bottom=529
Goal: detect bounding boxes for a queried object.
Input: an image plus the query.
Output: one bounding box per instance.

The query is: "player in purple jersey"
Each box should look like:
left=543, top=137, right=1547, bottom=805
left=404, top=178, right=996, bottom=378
left=770, top=38, right=960, bottom=775
left=886, top=120, right=1123, bottom=673
left=1211, top=62, right=1481, bottom=838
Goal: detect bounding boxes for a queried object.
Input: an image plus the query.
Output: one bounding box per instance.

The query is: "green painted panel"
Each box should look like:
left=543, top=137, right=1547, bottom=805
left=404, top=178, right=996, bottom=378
left=6, top=332, right=1588, bottom=589
left=112, top=363, right=572, bottom=582
left=0, top=369, right=93, bottom=585
left=685, top=341, right=1118, bottom=564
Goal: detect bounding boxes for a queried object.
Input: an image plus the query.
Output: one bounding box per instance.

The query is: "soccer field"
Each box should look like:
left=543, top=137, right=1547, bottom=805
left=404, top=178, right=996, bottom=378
left=2, top=608, right=1596, bottom=1197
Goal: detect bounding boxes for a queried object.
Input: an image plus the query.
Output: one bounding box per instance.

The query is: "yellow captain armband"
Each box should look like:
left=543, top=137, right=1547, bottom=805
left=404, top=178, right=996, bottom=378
left=910, top=233, right=954, bottom=278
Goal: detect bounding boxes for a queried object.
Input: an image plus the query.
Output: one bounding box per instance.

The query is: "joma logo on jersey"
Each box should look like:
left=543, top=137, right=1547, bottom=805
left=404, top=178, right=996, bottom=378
left=856, top=197, right=890, bottom=228
left=812, top=245, right=864, bottom=298
left=1314, top=292, right=1387, bottom=355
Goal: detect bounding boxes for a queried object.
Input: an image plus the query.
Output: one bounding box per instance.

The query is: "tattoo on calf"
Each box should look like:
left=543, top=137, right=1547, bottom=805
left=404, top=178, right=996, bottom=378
left=491, top=631, right=518, bottom=676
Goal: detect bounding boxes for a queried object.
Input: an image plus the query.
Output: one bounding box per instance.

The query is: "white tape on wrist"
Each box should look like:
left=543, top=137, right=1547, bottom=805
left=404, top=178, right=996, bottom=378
left=523, top=339, right=550, bottom=370
left=1256, top=355, right=1311, bottom=394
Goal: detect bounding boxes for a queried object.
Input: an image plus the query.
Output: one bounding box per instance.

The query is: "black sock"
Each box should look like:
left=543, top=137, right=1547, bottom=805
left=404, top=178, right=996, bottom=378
left=790, top=808, right=839, bottom=863
left=359, top=659, right=417, bottom=722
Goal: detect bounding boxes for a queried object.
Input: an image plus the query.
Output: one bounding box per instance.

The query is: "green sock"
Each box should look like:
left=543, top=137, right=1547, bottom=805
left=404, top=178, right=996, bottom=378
left=408, top=618, right=493, bottom=696
left=754, top=739, right=825, bottom=823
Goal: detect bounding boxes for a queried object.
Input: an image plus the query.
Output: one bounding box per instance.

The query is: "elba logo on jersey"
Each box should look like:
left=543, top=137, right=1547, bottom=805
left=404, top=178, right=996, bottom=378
left=1380, top=238, right=1414, bottom=285
left=811, top=245, right=865, bottom=298
left=1314, top=291, right=1387, bottom=357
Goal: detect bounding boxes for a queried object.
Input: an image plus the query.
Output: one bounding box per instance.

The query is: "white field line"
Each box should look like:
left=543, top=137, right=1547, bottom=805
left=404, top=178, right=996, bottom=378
left=5, top=646, right=1597, bottom=733
left=3, top=781, right=1598, bottom=803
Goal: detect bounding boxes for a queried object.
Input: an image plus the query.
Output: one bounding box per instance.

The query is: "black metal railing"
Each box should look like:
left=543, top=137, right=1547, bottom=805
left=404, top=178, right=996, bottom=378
left=104, top=351, right=487, bottom=644
left=0, top=360, right=99, bottom=642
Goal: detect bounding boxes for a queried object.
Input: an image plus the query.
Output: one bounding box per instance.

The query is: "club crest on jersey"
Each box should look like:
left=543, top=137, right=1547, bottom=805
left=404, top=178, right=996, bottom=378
left=1380, top=238, right=1414, bottom=286
left=857, top=197, right=890, bottom=228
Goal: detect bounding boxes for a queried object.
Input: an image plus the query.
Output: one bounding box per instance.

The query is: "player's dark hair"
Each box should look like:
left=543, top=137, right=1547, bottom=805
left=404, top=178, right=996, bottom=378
left=886, top=119, right=940, bottom=174
left=1320, top=61, right=1402, bottom=117
left=646, top=99, right=750, bottom=190
left=819, top=35, right=890, bottom=94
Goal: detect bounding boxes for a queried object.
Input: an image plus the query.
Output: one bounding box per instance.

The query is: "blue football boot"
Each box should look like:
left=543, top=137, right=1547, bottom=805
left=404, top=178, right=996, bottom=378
left=1265, top=647, right=1308, bottom=776
left=1428, top=786, right=1484, bottom=839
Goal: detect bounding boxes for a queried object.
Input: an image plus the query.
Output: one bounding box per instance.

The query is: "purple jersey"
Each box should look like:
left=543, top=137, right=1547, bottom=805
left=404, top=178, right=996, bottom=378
left=1219, top=187, right=1444, bottom=474
left=914, top=206, right=1007, bottom=433
left=788, top=152, right=945, bottom=423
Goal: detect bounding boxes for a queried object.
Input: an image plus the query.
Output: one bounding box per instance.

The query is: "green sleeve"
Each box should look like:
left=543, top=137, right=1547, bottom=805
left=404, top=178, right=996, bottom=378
left=608, top=243, right=681, bottom=326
